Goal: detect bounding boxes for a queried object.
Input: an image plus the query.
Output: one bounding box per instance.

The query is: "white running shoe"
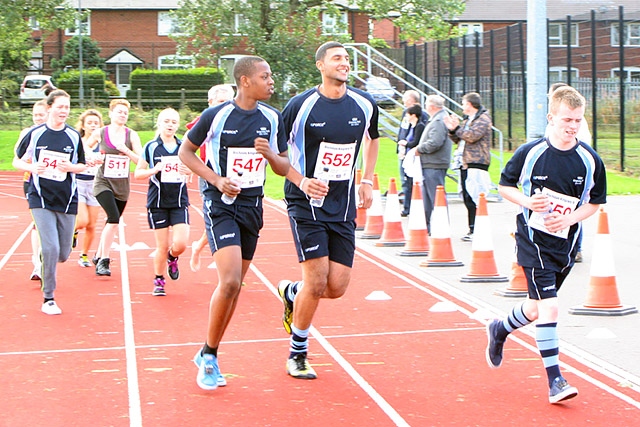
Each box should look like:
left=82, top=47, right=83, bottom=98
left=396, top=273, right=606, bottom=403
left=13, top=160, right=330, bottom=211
left=41, top=300, right=62, bottom=315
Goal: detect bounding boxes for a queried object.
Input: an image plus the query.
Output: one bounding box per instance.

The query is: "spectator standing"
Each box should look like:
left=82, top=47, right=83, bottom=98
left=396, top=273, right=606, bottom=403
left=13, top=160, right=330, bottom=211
left=416, top=95, right=452, bottom=231
left=398, top=104, right=426, bottom=216
left=444, top=92, right=492, bottom=242
left=397, top=90, right=428, bottom=204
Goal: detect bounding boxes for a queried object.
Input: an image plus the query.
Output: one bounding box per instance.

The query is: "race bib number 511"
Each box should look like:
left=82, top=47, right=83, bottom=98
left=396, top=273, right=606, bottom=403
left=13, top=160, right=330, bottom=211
left=104, top=154, right=130, bottom=179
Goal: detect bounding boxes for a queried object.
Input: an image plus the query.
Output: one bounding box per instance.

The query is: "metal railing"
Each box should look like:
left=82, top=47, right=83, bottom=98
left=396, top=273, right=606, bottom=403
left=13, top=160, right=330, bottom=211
left=345, top=43, right=504, bottom=200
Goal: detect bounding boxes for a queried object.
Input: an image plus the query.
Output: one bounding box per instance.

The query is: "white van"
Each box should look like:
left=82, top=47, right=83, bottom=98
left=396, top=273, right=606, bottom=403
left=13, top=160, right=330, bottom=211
left=20, top=75, right=56, bottom=104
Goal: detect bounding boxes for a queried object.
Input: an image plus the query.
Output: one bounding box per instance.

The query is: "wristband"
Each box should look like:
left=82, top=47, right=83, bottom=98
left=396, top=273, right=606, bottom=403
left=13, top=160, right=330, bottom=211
left=360, top=179, right=373, bottom=186
left=299, top=177, right=308, bottom=190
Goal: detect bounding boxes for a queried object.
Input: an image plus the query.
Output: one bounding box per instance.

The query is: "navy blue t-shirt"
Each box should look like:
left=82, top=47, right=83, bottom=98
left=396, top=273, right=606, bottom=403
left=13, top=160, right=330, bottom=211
left=500, top=138, right=606, bottom=271
left=16, top=123, right=85, bottom=214
left=283, top=86, right=380, bottom=222
left=187, top=100, right=287, bottom=206
left=141, top=136, right=189, bottom=209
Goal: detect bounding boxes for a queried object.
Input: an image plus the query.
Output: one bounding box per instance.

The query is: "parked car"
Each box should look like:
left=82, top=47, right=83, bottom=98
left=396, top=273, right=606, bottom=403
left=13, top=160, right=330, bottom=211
left=364, top=77, right=396, bottom=106
left=20, top=75, right=56, bottom=104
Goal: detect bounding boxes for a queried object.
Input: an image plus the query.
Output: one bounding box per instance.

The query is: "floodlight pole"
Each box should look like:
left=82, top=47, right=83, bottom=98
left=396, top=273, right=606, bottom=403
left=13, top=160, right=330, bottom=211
left=78, top=0, right=84, bottom=108
left=526, top=0, right=547, bottom=141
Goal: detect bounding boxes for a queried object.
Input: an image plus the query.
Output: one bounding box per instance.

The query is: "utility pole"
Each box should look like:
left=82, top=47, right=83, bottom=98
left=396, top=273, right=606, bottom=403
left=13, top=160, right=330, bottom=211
left=78, top=0, right=84, bottom=108
left=526, top=0, right=547, bottom=141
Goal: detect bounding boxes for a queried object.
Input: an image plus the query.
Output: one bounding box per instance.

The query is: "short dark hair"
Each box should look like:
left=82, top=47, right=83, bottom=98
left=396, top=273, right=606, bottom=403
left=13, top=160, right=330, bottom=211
left=233, top=56, right=267, bottom=85
left=462, top=92, right=482, bottom=110
left=315, top=41, right=344, bottom=61
left=406, top=104, right=422, bottom=118
left=548, top=82, right=568, bottom=97
left=46, top=89, right=70, bottom=106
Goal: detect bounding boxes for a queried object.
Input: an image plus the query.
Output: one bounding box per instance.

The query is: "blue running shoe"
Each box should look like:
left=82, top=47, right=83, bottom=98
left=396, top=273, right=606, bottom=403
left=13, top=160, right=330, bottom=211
left=549, top=376, right=578, bottom=404
left=194, top=349, right=226, bottom=388
left=485, top=319, right=505, bottom=369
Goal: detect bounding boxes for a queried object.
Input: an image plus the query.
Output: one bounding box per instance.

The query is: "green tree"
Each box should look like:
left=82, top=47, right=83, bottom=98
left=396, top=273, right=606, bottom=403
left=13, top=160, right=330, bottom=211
left=172, top=0, right=465, bottom=103
left=356, top=0, right=466, bottom=43
left=0, top=0, right=75, bottom=73
left=50, top=36, right=105, bottom=75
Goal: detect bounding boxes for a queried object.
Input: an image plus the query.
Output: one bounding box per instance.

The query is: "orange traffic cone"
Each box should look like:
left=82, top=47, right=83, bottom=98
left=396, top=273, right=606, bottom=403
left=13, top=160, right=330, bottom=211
left=420, top=185, right=463, bottom=267
left=398, top=181, right=429, bottom=256
left=355, top=169, right=366, bottom=231
left=461, top=193, right=507, bottom=282
left=569, top=208, right=637, bottom=316
left=495, top=233, right=528, bottom=297
left=376, top=177, right=405, bottom=247
left=360, top=173, right=383, bottom=240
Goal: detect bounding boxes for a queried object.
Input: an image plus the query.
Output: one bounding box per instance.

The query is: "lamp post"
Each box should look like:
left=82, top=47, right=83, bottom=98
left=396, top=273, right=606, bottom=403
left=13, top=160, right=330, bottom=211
left=78, top=0, right=84, bottom=107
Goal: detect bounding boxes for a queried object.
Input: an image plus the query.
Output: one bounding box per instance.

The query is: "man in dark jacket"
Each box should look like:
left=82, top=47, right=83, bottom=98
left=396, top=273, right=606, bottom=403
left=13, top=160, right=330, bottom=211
left=397, top=90, right=428, bottom=205
left=416, top=95, right=452, bottom=231
left=444, top=92, right=492, bottom=241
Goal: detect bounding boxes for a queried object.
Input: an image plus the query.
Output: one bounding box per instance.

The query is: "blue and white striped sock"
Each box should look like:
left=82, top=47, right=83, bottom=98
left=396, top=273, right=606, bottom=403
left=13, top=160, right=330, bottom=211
left=285, top=281, right=303, bottom=304
left=498, top=301, right=533, bottom=340
left=289, top=324, right=309, bottom=358
left=536, top=322, right=562, bottom=386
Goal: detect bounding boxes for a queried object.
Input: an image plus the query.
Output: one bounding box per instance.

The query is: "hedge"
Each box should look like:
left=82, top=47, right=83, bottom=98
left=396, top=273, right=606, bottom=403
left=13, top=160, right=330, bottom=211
left=126, top=68, right=225, bottom=111
left=56, top=69, right=108, bottom=100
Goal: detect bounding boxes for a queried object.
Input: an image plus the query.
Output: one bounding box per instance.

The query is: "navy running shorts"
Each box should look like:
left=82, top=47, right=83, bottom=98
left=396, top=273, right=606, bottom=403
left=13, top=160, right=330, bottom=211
left=523, top=266, right=572, bottom=300
left=203, top=199, right=263, bottom=261
left=147, top=207, right=190, bottom=229
left=288, top=215, right=356, bottom=267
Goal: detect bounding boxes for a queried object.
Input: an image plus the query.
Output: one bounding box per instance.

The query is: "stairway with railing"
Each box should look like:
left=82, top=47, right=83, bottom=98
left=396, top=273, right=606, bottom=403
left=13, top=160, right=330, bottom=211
left=345, top=43, right=504, bottom=200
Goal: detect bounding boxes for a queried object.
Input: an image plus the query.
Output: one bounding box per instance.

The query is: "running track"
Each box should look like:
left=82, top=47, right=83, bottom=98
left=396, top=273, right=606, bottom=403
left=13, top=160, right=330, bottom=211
left=0, top=171, right=638, bottom=426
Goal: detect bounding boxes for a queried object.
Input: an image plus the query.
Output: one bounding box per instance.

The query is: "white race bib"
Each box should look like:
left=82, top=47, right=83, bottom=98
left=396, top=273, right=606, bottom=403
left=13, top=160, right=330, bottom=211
left=528, top=188, right=579, bottom=239
left=160, top=156, right=185, bottom=183
left=103, top=154, right=130, bottom=179
left=226, top=147, right=266, bottom=188
left=39, top=149, right=68, bottom=182
left=313, top=142, right=357, bottom=181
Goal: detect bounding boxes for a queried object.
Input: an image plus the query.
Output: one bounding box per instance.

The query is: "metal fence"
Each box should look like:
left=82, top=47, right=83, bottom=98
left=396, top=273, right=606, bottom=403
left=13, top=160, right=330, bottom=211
left=385, top=6, right=640, bottom=173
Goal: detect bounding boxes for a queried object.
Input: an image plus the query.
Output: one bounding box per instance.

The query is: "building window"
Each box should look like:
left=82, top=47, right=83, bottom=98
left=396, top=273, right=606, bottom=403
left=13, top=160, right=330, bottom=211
left=158, top=55, right=194, bottom=70
left=65, top=14, right=91, bottom=36
left=548, top=23, right=579, bottom=47
left=611, top=23, right=640, bottom=46
left=29, top=17, right=40, bottom=30
left=611, top=67, right=640, bottom=80
left=158, top=11, right=184, bottom=36
left=549, top=66, right=579, bottom=82
left=234, top=14, right=250, bottom=35
left=458, top=23, right=483, bottom=47
left=322, top=11, right=348, bottom=35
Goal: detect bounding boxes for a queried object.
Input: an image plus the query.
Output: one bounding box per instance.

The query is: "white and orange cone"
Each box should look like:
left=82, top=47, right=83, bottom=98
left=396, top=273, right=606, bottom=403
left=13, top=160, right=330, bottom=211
left=420, top=185, right=463, bottom=267
left=355, top=169, right=366, bottom=231
left=569, top=208, right=637, bottom=316
left=360, top=173, right=383, bottom=240
left=495, top=233, right=528, bottom=297
left=461, top=193, right=507, bottom=282
left=376, top=177, right=406, bottom=247
left=398, top=181, right=429, bottom=256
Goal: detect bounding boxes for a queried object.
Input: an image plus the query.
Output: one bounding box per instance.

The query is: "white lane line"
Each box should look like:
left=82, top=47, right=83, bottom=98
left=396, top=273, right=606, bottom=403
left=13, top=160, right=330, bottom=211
left=0, top=222, right=33, bottom=271
left=355, top=245, right=640, bottom=408
left=250, top=263, right=411, bottom=427
left=119, top=221, right=142, bottom=427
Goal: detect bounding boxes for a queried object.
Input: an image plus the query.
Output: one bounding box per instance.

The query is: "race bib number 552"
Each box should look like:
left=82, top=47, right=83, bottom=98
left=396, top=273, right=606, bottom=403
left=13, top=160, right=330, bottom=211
left=313, top=142, right=356, bottom=181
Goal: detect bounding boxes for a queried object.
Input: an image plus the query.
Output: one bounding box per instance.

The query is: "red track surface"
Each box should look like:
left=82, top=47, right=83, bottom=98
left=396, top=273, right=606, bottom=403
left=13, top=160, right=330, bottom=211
left=0, top=171, right=638, bottom=426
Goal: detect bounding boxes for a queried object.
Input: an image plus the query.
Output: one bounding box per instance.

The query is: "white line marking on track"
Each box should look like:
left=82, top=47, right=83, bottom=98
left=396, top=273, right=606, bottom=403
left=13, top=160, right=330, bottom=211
left=250, top=263, right=412, bottom=427
left=0, top=222, right=32, bottom=271
left=355, top=244, right=640, bottom=408
left=119, top=221, right=143, bottom=427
